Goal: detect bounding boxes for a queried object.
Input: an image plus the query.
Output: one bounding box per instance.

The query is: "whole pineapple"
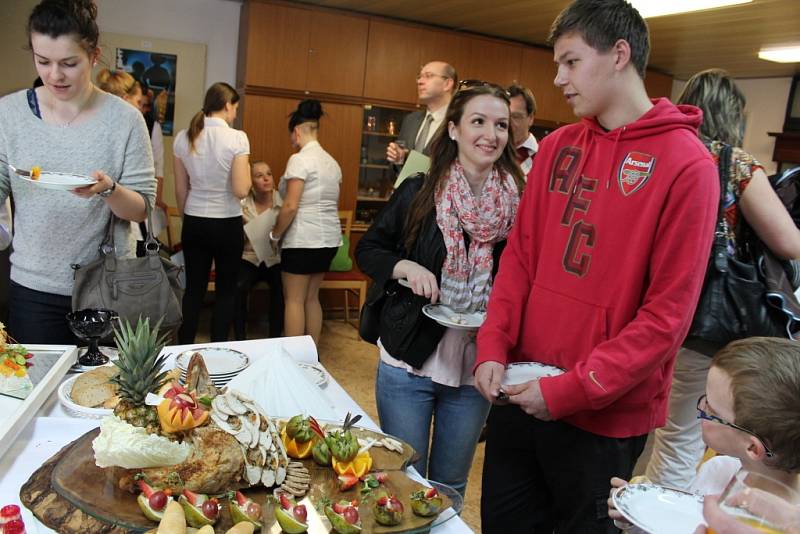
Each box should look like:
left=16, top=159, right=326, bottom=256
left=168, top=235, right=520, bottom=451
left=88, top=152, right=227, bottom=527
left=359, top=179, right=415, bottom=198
left=111, top=317, right=170, bottom=435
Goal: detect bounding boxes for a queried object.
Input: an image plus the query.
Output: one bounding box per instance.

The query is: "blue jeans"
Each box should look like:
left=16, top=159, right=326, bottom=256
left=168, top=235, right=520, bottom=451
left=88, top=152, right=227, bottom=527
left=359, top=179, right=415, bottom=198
left=375, top=360, right=490, bottom=496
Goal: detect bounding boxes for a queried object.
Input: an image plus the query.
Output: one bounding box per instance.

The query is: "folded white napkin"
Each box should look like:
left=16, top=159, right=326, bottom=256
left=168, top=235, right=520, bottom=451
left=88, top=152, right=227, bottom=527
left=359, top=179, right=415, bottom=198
left=225, top=344, right=338, bottom=420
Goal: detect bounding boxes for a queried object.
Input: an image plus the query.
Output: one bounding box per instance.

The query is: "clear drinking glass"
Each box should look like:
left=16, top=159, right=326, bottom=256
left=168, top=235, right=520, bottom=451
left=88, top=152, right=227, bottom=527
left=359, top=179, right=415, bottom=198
left=714, top=470, right=800, bottom=533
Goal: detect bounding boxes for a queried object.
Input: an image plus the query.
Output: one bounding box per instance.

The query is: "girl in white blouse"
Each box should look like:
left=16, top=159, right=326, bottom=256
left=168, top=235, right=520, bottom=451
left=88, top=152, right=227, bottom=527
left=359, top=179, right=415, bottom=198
left=173, top=82, right=251, bottom=343
left=269, top=99, right=342, bottom=345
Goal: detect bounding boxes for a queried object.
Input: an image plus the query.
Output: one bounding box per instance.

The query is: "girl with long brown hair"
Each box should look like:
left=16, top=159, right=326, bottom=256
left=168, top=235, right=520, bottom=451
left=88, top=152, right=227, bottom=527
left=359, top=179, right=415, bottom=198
left=173, top=82, right=251, bottom=343
left=356, top=83, right=523, bottom=496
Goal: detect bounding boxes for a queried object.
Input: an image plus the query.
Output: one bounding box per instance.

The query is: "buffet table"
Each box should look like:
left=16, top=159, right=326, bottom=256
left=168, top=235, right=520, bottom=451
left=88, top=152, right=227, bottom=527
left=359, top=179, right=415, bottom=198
left=0, top=336, right=473, bottom=533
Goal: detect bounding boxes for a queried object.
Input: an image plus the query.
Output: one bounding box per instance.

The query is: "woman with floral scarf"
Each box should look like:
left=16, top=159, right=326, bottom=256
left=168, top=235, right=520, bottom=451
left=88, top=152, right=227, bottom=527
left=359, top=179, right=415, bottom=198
left=356, top=83, right=524, bottom=497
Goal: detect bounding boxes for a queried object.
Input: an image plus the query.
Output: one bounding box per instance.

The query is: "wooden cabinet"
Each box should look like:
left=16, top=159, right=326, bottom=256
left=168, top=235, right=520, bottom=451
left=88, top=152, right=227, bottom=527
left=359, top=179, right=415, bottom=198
left=364, top=20, right=422, bottom=104
left=241, top=2, right=368, bottom=97
left=419, top=29, right=474, bottom=86
left=242, top=95, right=362, bottom=213
left=518, top=47, right=574, bottom=125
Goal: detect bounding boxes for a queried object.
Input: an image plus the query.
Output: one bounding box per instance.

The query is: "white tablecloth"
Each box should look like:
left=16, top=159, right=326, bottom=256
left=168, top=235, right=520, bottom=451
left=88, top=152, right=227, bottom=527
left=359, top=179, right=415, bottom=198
left=0, top=336, right=472, bottom=533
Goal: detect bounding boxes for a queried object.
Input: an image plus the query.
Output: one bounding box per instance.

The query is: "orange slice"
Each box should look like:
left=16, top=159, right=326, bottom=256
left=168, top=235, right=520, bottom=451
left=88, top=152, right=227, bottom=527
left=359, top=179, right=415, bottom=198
left=281, top=428, right=314, bottom=459
left=332, top=451, right=373, bottom=478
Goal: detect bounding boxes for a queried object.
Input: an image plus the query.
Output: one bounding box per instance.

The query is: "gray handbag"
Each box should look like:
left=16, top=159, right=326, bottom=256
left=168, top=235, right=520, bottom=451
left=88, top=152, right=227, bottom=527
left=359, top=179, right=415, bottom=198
left=72, top=195, right=183, bottom=329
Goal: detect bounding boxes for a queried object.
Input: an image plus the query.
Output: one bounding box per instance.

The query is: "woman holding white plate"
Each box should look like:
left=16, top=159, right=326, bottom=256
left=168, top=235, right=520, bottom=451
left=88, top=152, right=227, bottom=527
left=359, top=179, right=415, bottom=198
left=0, top=0, right=155, bottom=345
left=356, top=81, right=523, bottom=496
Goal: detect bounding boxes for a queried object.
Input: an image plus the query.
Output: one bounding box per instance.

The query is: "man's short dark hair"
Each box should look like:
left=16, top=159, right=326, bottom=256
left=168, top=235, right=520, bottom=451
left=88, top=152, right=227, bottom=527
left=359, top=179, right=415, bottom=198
left=508, top=84, right=537, bottom=116
left=548, top=0, right=650, bottom=79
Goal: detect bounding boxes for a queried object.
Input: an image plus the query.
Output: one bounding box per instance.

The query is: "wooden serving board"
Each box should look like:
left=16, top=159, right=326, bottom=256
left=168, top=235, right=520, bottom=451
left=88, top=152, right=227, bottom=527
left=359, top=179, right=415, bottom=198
left=22, top=428, right=451, bottom=533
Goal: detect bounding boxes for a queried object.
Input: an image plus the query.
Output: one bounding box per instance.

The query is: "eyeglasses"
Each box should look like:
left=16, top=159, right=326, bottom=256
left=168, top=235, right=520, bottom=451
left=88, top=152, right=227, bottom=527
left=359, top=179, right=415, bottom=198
left=696, top=394, right=774, bottom=458
left=416, top=72, right=450, bottom=82
left=457, top=79, right=511, bottom=97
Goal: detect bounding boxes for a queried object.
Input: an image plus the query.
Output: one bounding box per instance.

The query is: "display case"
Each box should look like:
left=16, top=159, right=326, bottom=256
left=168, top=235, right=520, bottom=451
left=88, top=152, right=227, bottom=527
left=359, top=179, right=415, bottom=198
left=356, top=105, right=413, bottom=226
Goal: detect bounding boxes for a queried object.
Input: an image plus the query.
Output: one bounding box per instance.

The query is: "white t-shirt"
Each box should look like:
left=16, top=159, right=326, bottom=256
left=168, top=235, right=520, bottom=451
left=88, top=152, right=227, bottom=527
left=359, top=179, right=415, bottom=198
left=173, top=117, right=250, bottom=218
left=279, top=140, right=342, bottom=249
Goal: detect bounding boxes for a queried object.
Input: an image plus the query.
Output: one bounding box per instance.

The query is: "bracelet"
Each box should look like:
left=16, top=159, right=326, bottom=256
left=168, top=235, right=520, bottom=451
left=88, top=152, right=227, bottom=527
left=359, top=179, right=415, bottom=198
left=97, top=180, right=116, bottom=198
left=269, top=231, right=280, bottom=242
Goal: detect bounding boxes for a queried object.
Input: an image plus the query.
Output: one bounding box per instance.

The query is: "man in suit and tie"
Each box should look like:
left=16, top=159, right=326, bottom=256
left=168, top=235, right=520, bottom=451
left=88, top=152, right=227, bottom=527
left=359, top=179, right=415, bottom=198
left=386, top=61, right=458, bottom=165
left=508, top=84, right=539, bottom=181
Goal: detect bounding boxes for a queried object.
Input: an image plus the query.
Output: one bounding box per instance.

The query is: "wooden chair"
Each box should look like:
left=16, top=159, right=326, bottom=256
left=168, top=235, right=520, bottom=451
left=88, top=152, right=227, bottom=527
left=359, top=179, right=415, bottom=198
left=320, top=210, right=368, bottom=329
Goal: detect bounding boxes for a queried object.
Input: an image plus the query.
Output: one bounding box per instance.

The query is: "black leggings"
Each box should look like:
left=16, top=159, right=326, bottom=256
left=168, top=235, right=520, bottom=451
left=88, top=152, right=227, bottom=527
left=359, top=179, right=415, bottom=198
left=178, top=214, right=244, bottom=344
left=233, top=260, right=284, bottom=339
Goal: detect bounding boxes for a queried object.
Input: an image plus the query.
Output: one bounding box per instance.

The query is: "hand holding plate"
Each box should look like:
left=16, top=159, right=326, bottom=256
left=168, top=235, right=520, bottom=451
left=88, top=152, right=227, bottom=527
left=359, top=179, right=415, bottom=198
left=474, top=361, right=506, bottom=403
left=72, top=170, right=113, bottom=198
left=504, top=379, right=552, bottom=420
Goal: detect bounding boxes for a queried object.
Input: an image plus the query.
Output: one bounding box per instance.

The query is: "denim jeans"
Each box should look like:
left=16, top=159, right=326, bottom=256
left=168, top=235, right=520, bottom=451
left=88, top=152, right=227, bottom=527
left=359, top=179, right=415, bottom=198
left=375, top=360, right=490, bottom=496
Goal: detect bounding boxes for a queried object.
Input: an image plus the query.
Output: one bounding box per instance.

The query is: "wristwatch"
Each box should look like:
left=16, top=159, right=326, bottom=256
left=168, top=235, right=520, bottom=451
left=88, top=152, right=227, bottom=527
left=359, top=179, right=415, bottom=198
left=97, top=181, right=116, bottom=198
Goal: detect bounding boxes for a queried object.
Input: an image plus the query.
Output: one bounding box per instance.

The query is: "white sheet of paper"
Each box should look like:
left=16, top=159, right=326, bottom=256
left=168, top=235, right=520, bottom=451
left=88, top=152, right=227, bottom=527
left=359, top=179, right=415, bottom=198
left=394, top=150, right=431, bottom=188
left=243, top=208, right=279, bottom=265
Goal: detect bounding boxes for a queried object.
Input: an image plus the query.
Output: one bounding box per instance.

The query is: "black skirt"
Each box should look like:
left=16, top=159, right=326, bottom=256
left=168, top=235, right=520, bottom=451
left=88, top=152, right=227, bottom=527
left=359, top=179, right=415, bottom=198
left=280, top=247, right=338, bottom=274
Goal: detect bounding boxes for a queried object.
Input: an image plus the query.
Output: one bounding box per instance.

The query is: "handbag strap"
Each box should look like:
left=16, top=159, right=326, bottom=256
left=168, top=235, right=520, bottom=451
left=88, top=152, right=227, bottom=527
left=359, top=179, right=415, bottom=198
left=711, top=144, right=733, bottom=271
left=100, top=191, right=159, bottom=262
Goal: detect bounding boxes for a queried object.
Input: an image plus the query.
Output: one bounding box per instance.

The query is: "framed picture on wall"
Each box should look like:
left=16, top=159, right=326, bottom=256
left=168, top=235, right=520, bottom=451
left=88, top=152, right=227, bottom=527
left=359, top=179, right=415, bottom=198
left=116, top=48, right=177, bottom=135
left=784, top=74, right=800, bottom=132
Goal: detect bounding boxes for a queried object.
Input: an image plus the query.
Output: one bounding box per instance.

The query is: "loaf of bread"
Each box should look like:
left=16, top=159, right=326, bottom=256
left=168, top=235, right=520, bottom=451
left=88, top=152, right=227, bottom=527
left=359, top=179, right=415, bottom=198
left=71, top=365, right=119, bottom=408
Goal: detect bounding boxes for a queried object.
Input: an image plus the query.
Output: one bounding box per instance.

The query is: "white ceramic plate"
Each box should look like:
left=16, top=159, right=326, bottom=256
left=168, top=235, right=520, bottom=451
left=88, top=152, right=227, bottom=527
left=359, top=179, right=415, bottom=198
left=502, top=361, right=565, bottom=386
left=296, top=362, right=328, bottom=388
left=422, top=303, right=486, bottom=330
left=17, top=171, right=95, bottom=190
left=57, top=374, right=114, bottom=419
left=612, top=484, right=705, bottom=534
left=176, top=347, right=249, bottom=375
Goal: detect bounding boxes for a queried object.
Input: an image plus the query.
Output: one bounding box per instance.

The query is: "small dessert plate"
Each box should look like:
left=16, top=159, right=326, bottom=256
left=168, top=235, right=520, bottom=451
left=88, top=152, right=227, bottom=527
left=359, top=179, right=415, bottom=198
left=502, top=361, right=565, bottom=386
left=422, top=303, right=485, bottom=330
left=16, top=171, right=95, bottom=190
left=612, top=484, right=705, bottom=534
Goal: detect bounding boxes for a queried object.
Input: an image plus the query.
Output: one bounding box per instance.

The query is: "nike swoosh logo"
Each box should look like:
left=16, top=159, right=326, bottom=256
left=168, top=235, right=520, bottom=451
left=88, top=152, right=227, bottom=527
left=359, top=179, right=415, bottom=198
left=589, top=371, right=607, bottom=392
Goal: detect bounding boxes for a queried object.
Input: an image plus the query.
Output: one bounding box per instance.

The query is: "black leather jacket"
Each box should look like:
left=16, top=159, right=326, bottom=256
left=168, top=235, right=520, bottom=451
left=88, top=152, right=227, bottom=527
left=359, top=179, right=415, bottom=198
left=355, top=174, right=506, bottom=368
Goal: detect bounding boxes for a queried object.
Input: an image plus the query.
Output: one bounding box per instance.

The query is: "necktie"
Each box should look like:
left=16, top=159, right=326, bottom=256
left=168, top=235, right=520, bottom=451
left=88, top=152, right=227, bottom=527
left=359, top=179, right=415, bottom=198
left=414, top=114, right=434, bottom=152
left=516, top=146, right=529, bottom=163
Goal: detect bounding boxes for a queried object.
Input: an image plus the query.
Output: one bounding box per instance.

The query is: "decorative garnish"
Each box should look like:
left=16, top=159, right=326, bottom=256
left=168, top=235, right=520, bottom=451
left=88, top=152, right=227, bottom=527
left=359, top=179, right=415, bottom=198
left=157, top=383, right=209, bottom=433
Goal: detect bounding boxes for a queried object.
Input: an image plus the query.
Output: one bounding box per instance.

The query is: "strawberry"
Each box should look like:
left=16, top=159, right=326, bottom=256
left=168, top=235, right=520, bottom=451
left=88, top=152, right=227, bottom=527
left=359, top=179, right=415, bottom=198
left=183, top=489, right=204, bottom=506
left=279, top=492, right=292, bottom=511
left=137, top=480, right=155, bottom=498
left=332, top=501, right=347, bottom=514
left=425, top=488, right=438, bottom=499
left=338, top=474, right=359, bottom=491
left=235, top=490, right=248, bottom=507
left=377, top=496, right=388, bottom=506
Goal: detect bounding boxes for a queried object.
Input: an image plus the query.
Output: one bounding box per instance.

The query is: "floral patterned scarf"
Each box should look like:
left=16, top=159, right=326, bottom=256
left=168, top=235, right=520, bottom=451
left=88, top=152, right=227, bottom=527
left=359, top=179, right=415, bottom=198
left=435, top=161, right=519, bottom=312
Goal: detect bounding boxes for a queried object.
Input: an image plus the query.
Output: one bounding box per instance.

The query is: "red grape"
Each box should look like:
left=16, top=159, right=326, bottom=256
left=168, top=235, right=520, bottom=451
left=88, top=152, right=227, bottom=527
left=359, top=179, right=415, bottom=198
left=245, top=501, right=262, bottom=521
left=293, top=504, right=307, bottom=523
left=201, top=499, right=219, bottom=520
left=342, top=506, right=359, bottom=524
left=148, top=491, right=168, bottom=511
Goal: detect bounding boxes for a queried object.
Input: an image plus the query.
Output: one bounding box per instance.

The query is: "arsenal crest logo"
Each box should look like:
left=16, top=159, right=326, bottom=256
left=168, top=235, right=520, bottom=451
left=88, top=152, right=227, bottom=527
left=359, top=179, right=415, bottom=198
left=618, top=152, right=656, bottom=196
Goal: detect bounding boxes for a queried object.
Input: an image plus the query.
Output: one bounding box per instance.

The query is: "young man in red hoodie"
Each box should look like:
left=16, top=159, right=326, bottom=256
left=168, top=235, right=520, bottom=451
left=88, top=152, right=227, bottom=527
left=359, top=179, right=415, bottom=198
left=474, top=1, right=720, bottom=532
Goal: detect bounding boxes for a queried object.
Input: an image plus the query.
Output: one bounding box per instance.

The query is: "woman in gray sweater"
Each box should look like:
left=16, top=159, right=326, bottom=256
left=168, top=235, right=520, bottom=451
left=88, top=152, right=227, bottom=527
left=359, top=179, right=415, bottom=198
left=0, top=0, right=156, bottom=344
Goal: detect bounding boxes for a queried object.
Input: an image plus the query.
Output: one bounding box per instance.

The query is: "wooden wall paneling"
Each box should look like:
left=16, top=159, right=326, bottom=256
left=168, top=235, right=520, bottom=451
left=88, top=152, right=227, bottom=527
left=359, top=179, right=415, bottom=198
left=364, top=20, right=422, bottom=105
left=418, top=28, right=473, bottom=84
left=317, top=102, right=363, bottom=213
left=465, top=38, right=523, bottom=87
left=307, top=10, right=369, bottom=97
left=644, top=70, right=674, bottom=100
left=244, top=2, right=310, bottom=90
left=518, top=47, right=574, bottom=125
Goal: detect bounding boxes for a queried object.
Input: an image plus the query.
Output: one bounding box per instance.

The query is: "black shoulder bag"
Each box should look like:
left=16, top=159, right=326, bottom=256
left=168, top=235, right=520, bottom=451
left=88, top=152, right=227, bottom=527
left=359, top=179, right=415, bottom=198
left=685, top=144, right=799, bottom=355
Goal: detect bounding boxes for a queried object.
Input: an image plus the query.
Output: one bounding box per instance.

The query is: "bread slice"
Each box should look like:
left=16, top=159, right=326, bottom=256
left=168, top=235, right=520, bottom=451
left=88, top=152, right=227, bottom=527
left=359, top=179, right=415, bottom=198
left=71, top=366, right=119, bottom=408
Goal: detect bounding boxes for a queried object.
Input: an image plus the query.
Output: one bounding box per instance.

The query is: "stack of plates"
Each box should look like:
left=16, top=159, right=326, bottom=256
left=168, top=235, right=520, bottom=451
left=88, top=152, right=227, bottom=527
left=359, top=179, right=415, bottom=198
left=176, top=347, right=250, bottom=388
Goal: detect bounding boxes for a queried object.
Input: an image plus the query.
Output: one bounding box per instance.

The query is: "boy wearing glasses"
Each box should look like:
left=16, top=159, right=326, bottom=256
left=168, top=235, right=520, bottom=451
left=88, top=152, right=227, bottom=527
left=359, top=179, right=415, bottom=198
left=386, top=61, right=457, bottom=164
left=474, top=0, right=719, bottom=532
left=609, top=337, right=800, bottom=529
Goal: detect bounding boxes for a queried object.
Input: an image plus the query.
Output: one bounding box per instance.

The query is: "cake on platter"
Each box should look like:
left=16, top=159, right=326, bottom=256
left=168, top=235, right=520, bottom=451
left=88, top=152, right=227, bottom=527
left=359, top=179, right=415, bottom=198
left=0, top=322, right=33, bottom=394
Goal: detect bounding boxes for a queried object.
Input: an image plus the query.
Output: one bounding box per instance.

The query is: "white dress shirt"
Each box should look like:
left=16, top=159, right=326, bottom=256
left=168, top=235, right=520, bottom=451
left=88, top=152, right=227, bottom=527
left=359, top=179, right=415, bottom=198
left=280, top=140, right=342, bottom=249
left=173, top=117, right=250, bottom=218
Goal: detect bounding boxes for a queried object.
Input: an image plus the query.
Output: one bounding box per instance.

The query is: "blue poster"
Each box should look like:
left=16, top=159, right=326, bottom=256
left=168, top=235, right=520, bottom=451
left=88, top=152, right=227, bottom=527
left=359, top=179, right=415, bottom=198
left=116, top=48, right=177, bottom=135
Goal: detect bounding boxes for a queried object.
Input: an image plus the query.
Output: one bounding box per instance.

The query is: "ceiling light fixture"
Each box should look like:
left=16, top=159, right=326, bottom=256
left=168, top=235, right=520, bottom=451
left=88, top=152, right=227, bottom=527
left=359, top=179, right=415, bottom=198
left=629, top=0, right=752, bottom=18
left=758, top=46, right=800, bottom=63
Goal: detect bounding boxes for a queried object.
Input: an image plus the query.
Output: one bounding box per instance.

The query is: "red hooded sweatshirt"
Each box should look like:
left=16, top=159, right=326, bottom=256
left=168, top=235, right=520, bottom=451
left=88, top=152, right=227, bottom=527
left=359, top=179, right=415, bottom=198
left=476, top=98, right=719, bottom=438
